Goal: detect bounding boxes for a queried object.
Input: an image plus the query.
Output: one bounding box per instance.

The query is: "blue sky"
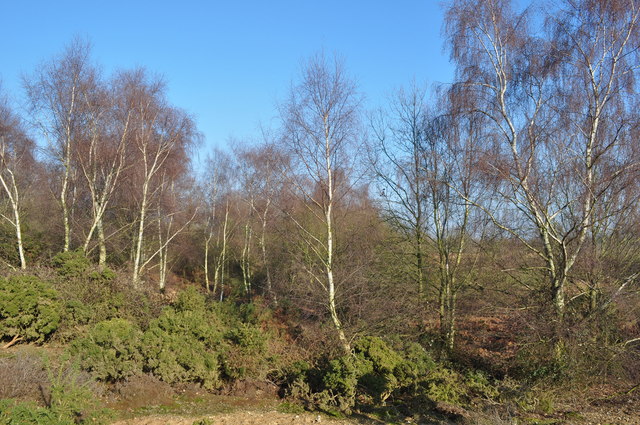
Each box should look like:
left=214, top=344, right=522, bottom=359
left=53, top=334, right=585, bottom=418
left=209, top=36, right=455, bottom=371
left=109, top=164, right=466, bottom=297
left=1, top=1, right=454, bottom=161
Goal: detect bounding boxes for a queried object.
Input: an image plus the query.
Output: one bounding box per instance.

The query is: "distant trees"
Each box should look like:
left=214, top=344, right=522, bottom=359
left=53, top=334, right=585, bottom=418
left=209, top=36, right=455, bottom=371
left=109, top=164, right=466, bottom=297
left=370, top=85, right=430, bottom=297
left=20, top=42, right=198, bottom=287
left=370, top=85, right=482, bottom=352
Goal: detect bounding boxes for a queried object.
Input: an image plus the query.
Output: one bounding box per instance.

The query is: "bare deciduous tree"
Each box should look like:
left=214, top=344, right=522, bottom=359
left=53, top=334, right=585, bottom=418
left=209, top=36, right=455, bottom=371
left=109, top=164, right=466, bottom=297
left=280, top=52, right=364, bottom=352
left=0, top=92, right=36, bottom=269
left=445, top=0, right=640, bottom=330
left=119, top=69, right=197, bottom=287
left=370, top=84, right=430, bottom=296
left=76, top=73, right=131, bottom=266
left=24, top=38, right=96, bottom=252
left=371, top=84, right=483, bottom=352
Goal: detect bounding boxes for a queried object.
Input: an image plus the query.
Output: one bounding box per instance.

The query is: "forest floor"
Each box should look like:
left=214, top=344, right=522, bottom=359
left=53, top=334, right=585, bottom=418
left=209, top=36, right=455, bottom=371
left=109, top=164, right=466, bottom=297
left=104, top=376, right=640, bottom=425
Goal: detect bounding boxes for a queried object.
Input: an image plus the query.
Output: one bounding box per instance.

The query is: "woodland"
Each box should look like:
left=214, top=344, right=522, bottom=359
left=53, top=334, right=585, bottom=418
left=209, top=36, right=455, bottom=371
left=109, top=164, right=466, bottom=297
left=0, top=0, right=639, bottom=424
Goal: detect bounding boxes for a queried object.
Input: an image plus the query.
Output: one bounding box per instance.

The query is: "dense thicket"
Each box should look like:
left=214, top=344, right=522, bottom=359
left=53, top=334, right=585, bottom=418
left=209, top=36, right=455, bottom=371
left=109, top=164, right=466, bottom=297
left=1, top=0, right=639, bottom=420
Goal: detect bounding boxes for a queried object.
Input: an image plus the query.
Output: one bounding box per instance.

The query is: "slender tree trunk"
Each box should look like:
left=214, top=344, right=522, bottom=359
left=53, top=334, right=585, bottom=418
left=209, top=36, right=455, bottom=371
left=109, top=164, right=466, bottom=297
left=326, top=213, right=349, bottom=352
left=446, top=289, right=456, bottom=353
left=159, top=244, right=168, bottom=291
left=325, top=126, right=350, bottom=353
left=97, top=217, right=107, bottom=267
left=14, top=204, right=26, bottom=270
left=416, top=230, right=424, bottom=296
left=439, top=280, right=447, bottom=349
left=260, top=199, right=273, bottom=300
left=204, top=233, right=212, bottom=292
left=0, top=162, right=26, bottom=270
left=60, top=83, right=79, bottom=253
left=61, top=167, right=71, bottom=252
left=241, top=214, right=253, bottom=299
left=214, top=200, right=229, bottom=301
left=132, top=178, right=149, bottom=288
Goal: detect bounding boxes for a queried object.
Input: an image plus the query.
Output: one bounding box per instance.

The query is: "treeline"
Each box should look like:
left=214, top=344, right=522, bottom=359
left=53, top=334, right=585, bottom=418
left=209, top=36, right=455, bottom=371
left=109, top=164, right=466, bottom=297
left=0, top=0, right=639, bottom=382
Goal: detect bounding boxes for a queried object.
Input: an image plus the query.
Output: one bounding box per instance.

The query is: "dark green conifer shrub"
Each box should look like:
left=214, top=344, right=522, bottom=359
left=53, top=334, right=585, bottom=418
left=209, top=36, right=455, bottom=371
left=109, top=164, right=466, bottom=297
left=69, top=318, right=143, bottom=381
left=140, top=287, right=223, bottom=389
left=51, top=250, right=91, bottom=278
left=0, top=275, right=61, bottom=345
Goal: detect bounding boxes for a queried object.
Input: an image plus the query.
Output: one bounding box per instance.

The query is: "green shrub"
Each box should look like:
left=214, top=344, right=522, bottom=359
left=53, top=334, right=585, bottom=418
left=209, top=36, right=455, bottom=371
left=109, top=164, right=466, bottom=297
left=353, top=337, right=403, bottom=402
left=69, top=318, right=142, bottom=381
left=63, top=300, right=93, bottom=327
left=225, top=323, right=268, bottom=353
left=220, top=326, right=270, bottom=380
left=174, top=285, right=207, bottom=312
left=53, top=266, right=161, bottom=338
left=141, top=288, right=223, bottom=389
left=51, top=250, right=91, bottom=278
left=394, top=343, right=436, bottom=389
left=280, top=336, right=499, bottom=413
left=0, top=275, right=61, bottom=345
left=321, top=356, right=359, bottom=409
left=465, top=370, right=499, bottom=400
left=422, top=367, right=466, bottom=404
left=354, top=337, right=403, bottom=374
left=88, top=267, right=117, bottom=283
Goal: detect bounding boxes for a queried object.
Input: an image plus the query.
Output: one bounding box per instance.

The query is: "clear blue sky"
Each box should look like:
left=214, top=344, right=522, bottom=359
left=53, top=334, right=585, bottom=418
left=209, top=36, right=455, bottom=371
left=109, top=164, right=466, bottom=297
left=1, top=1, right=454, bottom=161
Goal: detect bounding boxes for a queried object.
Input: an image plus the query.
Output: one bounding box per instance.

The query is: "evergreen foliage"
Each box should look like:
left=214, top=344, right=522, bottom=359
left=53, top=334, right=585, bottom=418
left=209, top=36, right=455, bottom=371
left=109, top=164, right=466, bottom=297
left=0, top=275, right=61, bottom=344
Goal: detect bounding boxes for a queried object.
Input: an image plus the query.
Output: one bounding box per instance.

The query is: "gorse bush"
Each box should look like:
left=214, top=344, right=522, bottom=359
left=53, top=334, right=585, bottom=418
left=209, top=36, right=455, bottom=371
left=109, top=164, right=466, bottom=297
left=352, top=336, right=404, bottom=402
left=51, top=250, right=91, bottom=278
left=141, top=308, right=222, bottom=389
left=69, top=318, right=143, bottom=381
left=221, top=323, right=271, bottom=380
left=282, top=336, right=499, bottom=413
left=63, top=286, right=278, bottom=390
left=140, top=287, right=224, bottom=389
left=0, top=275, right=61, bottom=346
left=53, top=262, right=161, bottom=341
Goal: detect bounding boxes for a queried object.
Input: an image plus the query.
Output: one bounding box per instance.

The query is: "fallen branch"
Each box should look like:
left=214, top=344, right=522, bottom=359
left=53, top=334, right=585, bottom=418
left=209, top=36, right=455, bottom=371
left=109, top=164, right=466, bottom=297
left=2, top=334, right=23, bottom=349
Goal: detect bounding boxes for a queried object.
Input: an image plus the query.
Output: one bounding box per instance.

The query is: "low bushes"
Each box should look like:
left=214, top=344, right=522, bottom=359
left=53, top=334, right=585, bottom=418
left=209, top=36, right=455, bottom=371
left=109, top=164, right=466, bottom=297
left=51, top=251, right=162, bottom=338
left=69, top=318, right=143, bottom=381
left=67, top=287, right=277, bottom=391
left=281, top=336, right=499, bottom=414
left=141, top=287, right=224, bottom=389
left=0, top=275, right=61, bottom=347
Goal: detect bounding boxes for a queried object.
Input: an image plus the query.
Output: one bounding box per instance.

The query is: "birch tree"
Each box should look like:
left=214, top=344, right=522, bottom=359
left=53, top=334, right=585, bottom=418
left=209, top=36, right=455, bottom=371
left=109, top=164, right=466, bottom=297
left=371, top=85, right=482, bottom=352
left=201, top=149, right=235, bottom=296
left=422, top=110, right=483, bottom=353
left=444, top=0, right=640, bottom=326
left=120, top=70, right=197, bottom=287
left=77, top=74, right=131, bottom=266
left=24, top=39, right=95, bottom=252
left=0, top=94, right=36, bottom=269
left=235, top=141, right=286, bottom=300
left=280, top=53, right=363, bottom=352
left=370, top=85, right=430, bottom=296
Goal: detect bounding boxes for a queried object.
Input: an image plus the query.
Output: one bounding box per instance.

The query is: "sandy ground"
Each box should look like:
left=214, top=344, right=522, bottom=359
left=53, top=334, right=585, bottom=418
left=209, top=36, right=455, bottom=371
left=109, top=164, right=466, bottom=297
left=111, top=410, right=374, bottom=425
